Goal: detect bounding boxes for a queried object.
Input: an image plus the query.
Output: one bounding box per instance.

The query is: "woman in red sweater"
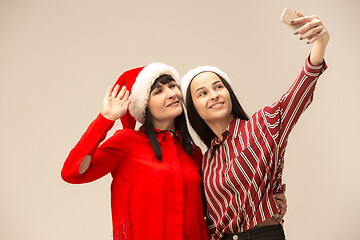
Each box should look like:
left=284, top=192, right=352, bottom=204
left=62, top=63, right=210, bottom=240
left=61, top=63, right=288, bottom=240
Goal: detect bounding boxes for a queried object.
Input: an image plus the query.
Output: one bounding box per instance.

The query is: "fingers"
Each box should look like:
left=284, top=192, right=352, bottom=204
left=279, top=205, right=287, bottom=218
left=120, top=91, right=131, bottom=112
left=295, top=18, right=321, bottom=34
left=307, top=28, right=328, bottom=44
left=300, top=25, right=322, bottom=40
left=274, top=184, right=287, bottom=204
left=119, top=89, right=130, bottom=103
left=292, top=16, right=320, bottom=37
left=293, top=16, right=325, bottom=44
left=274, top=197, right=287, bottom=217
left=291, top=15, right=319, bottom=25
left=274, top=193, right=286, bottom=203
left=116, top=86, right=127, bottom=100
left=275, top=197, right=286, bottom=209
left=110, top=85, right=129, bottom=100
left=295, top=11, right=304, bottom=18
left=111, top=85, right=120, bottom=98
left=275, top=200, right=287, bottom=217
left=106, top=85, right=113, bottom=97
left=274, top=184, right=287, bottom=218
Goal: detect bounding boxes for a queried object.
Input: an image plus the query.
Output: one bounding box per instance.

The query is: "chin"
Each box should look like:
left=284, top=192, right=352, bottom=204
left=207, top=112, right=232, bottom=123
left=169, top=108, right=183, bottom=118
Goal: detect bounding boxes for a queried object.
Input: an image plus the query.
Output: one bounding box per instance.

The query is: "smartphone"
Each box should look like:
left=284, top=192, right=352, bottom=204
left=280, top=8, right=303, bottom=30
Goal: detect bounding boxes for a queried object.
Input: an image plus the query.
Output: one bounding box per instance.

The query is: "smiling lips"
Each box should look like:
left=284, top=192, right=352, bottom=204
left=209, top=101, right=224, bottom=109
left=166, top=100, right=180, bottom=107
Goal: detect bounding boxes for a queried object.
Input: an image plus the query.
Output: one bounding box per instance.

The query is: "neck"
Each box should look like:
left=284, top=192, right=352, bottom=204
left=206, top=114, right=234, bottom=141
left=152, top=119, right=176, bottom=132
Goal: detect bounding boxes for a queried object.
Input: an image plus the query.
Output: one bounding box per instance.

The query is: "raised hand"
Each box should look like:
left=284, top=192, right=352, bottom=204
left=291, top=11, right=329, bottom=65
left=291, top=11, right=330, bottom=45
left=101, top=85, right=131, bottom=121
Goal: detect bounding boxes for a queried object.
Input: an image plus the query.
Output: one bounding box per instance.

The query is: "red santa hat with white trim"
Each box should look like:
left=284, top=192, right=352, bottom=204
left=113, top=62, right=180, bottom=129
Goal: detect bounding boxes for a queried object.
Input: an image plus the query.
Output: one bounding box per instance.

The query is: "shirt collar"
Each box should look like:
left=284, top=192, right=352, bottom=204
left=139, top=125, right=181, bottom=143
left=209, top=117, right=240, bottom=149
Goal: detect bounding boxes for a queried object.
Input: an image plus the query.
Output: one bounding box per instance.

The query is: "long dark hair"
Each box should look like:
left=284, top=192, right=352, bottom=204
left=186, top=73, right=249, bottom=148
left=144, top=75, right=194, bottom=161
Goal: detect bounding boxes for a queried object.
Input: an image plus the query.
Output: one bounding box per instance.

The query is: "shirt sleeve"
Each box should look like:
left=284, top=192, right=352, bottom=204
left=262, top=55, right=327, bottom=149
left=61, top=113, right=121, bottom=184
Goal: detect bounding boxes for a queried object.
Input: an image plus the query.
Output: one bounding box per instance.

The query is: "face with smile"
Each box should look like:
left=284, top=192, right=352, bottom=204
left=190, top=72, right=233, bottom=125
left=147, top=80, right=183, bottom=130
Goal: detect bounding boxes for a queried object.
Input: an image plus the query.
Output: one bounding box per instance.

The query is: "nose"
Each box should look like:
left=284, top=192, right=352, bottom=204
left=209, top=89, right=219, bottom=101
left=166, top=87, right=177, bottom=99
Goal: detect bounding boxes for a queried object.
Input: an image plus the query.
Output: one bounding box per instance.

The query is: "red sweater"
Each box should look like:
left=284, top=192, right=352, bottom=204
left=61, top=113, right=209, bottom=240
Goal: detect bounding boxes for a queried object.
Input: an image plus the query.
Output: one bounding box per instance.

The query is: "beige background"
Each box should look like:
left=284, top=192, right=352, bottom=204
left=1, top=0, right=359, bottom=239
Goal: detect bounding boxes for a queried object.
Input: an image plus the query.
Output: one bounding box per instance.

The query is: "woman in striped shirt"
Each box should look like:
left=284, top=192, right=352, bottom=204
left=181, top=11, right=329, bottom=240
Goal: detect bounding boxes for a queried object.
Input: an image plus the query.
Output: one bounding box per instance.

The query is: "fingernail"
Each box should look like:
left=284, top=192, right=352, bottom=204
left=290, top=20, right=295, bottom=23
left=294, top=31, right=298, bottom=35
left=299, top=37, right=303, bottom=40
left=306, top=41, right=310, bottom=44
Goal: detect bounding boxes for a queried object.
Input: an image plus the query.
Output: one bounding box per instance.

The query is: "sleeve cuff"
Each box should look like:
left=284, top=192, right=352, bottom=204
left=77, top=113, right=115, bottom=154
left=304, top=54, right=328, bottom=77
left=89, top=113, right=116, bottom=138
left=98, top=113, right=116, bottom=127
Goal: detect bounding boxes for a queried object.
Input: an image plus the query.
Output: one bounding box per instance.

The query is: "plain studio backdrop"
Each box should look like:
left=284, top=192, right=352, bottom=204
left=1, top=0, right=359, bottom=239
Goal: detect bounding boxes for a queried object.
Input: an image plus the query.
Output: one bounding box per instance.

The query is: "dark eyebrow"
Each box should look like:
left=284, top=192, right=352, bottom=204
left=195, top=80, right=222, bottom=93
left=150, top=84, right=163, bottom=94
left=154, top=85, right=163, bottom=89
left=195, top=86, right=205, bottom=93
left=154, top=80, right=175, bottom=89
left=213, top=80, right=222, bottom=85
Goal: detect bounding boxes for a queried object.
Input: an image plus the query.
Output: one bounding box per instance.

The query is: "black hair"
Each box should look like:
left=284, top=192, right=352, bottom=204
left=144, top=74, right=194, bottom=161
left=185, top=73, right=249, bottom=148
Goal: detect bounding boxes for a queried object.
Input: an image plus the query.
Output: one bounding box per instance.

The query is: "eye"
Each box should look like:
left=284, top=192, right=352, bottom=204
left=169, top=84, right=178, bottom=90
left=153, top=89, right=162, bottom=95
left=215, top=84, right=224, bottom=90
left=198, top=91, right=206, bottom=97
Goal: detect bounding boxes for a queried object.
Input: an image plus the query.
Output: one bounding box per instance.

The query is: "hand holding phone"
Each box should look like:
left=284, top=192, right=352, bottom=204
left=280, top=8, right=304, bottom=30
left=280, top=8, right=330, bottom=65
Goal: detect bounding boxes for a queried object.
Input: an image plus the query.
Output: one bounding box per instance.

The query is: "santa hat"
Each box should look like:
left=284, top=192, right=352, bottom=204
left=114, top=62, right=180, bottom=129
left=180, top=66, right=233, bottom=104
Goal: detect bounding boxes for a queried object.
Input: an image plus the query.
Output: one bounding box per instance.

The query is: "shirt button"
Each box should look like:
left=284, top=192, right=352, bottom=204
left=233, top=235, right=239, bottom=240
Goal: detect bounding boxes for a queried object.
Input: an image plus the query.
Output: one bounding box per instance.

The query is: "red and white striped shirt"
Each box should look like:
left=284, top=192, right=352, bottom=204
left=202, top=56, right=327, bottom=240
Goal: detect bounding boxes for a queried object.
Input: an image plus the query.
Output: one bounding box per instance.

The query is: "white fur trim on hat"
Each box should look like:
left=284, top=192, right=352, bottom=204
left=129, top=62, right=180, bottom=124
left=180, top=66, right=233, bottom=104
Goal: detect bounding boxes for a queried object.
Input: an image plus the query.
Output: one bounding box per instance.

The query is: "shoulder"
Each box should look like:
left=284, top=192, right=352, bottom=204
left=100, top=128, right=147, bottom=149
left=114, top=128, right=143, bottom=137
left=192, top=144, right=203, bottom=160
left=203, top=147, right=211, bottom=158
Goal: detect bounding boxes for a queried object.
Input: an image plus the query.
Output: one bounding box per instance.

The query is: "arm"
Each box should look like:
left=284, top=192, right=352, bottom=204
left=61, top=85, right=130, bottom=183
left=263, top=12, right=329, bottom=145
left=77, top=85, right=131, bottom=174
